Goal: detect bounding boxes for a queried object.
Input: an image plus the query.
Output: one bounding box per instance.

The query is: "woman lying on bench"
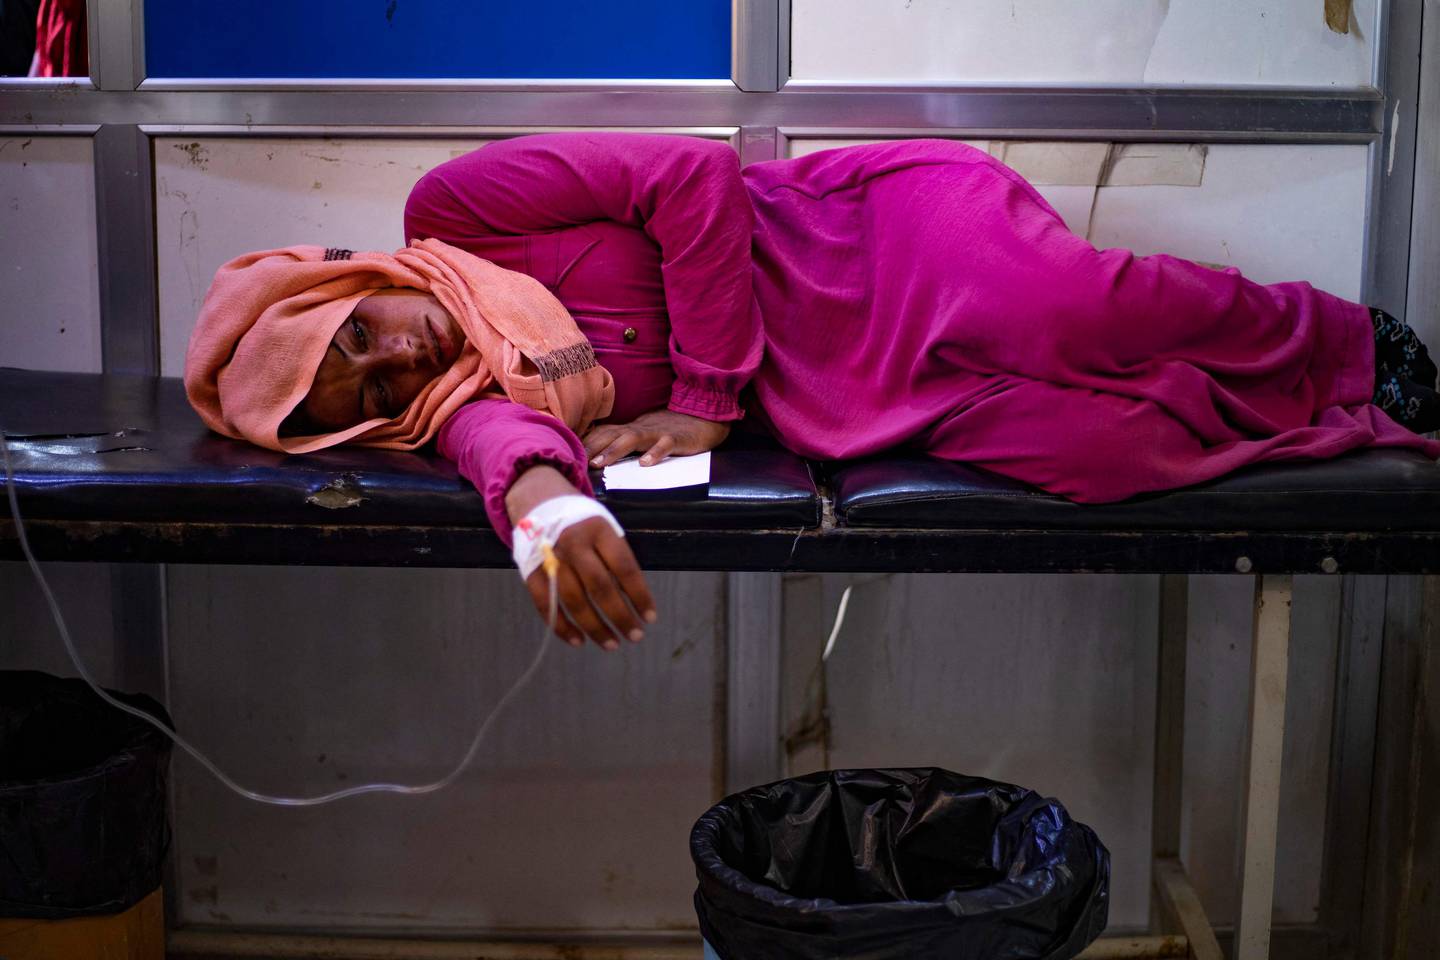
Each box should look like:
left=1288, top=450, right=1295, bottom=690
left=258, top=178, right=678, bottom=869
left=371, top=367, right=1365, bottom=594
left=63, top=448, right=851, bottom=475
left=184, top=133, right=1439, bottom=650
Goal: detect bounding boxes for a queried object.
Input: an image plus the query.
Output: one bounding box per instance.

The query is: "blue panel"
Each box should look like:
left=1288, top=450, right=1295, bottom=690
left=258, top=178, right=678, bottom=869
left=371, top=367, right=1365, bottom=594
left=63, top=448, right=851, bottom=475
left=146, top=0, right=730, bottom=79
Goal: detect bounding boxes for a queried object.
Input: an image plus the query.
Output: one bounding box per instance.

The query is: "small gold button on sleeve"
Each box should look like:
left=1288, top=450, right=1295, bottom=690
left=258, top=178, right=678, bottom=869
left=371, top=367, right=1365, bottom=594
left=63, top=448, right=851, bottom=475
left=622, top=327, right=638, bottom=343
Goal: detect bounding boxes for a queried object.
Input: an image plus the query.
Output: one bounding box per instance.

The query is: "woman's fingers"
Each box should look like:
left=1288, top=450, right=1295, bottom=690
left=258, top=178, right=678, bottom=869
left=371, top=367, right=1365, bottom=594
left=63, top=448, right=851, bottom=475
left=552, top=517, right=646, bottom=650
left=522, top=518, right=658, bottom=651
left=570, top=550, right=643, bottom=646
left=582, top=425, right=622, bottom=460
left=595, top=534, right=656, bottom=629
left=555, top=560, right=622, bottom=651
left=525, top=568, right=582, bottom=647
left=593, top=429, right=644, bottom=467
left=638, top=434, right=675, bottom=466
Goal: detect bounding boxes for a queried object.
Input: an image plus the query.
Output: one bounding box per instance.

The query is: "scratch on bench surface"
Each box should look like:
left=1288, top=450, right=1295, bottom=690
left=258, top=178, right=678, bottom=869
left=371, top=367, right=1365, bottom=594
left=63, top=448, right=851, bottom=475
left=307, top=475, right=368, bottom=510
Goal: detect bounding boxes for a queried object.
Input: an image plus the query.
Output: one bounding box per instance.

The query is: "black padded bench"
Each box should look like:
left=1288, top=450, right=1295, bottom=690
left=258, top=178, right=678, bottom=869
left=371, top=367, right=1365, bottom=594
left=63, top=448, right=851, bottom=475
left=3, top=365, right=1438, bottom=960
left=2, top=368, right=1437, bottom=574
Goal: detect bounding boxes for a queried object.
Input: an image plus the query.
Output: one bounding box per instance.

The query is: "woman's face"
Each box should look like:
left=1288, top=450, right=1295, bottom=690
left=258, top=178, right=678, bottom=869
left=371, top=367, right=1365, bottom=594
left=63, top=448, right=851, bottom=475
left=299, top=289, right=464, bottom=432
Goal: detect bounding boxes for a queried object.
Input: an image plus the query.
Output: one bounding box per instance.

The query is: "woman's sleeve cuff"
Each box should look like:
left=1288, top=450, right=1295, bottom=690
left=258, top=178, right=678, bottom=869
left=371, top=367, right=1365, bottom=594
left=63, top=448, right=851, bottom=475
left=669, top=381, right=745, bottom=422
left=485, top=450, right=595, bottom=547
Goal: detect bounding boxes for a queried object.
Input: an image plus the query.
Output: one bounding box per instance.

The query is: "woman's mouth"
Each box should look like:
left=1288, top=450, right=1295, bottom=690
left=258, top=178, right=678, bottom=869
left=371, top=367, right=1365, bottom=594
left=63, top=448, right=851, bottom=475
left=426, top=315, right=455, bottom=367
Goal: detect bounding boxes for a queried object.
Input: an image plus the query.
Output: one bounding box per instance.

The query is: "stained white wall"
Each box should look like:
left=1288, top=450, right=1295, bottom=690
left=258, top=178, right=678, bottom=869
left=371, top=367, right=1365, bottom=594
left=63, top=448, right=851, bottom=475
left=154, top=132, right=734, bottom=376
left=787, top=139, right=1368, bottom=296
left=791, top=0, right=1376, bottom=86
left=0, top=562, right=119, bottom=684
left=166, top=565, right=723, bottom=930
left=0, top=136, right=114, bottom=703
left=0, top=135, right=102, bottom=373
left=154, top=137, right=460, bottom=376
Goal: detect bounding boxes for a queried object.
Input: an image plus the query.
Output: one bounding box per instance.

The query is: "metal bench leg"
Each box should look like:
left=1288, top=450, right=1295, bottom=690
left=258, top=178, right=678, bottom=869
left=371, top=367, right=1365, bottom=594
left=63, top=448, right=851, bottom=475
left=1150, top=574, right=1223, bottom=960
left=1151, top=574, right=1187, bottom=934
left=1233, top=575, right=1293, bottom=960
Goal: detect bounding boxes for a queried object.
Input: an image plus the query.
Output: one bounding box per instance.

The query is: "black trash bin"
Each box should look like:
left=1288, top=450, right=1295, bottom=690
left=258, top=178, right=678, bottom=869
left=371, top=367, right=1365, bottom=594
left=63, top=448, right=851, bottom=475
left=0, top=670, right=173, bottom=919
left=691, top=767, right=1109, bottom=960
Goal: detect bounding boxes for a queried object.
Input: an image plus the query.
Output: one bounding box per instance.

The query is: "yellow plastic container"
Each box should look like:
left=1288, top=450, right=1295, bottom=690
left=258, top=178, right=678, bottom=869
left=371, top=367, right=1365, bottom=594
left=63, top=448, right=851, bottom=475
left=0, top=887, right=163, bottom=960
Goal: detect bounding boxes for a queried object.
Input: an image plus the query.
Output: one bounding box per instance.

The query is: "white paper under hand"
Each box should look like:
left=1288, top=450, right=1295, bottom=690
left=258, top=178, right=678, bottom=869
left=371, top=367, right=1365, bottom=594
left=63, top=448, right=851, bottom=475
left=602, top=451, right=711, bottom=491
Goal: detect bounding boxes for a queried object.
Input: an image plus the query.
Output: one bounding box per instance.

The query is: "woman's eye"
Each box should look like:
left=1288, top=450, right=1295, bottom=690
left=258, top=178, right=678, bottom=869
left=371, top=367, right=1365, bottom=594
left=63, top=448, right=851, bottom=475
left=375, top=380, right=390, bottom=414
left=351, top=317, right=367, bottom=349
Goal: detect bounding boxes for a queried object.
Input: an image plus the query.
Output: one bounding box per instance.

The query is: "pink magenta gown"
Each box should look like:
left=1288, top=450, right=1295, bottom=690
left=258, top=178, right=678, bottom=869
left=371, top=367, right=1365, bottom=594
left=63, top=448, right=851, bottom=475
left=401, top=132, right=1438, bottom=542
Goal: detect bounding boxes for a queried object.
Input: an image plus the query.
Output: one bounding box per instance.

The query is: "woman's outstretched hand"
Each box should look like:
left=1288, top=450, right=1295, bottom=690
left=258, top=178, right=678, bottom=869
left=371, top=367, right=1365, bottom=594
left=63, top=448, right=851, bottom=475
left=583, top=409, right=731, bottom=468
left=506, top=465, right=656, bottom=651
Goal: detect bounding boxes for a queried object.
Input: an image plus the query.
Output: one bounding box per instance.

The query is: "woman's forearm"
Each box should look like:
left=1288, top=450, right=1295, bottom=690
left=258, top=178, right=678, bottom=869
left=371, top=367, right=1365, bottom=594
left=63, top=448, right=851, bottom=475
left=436, top=397, right=593, bottom=545
left=505, top=464, right=580, bottom=522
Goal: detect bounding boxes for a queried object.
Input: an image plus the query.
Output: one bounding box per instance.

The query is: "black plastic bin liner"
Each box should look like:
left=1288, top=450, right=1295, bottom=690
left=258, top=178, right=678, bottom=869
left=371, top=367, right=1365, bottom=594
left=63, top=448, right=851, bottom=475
left=691, top=767, right=1109, bottom=960
left=0, top=670, right=173, bottom=919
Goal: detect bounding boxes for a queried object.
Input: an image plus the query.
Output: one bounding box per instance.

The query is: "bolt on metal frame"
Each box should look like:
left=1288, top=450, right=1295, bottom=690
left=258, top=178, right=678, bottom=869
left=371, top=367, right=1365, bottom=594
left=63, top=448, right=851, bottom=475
left=0, top=1, right=1427, bottom=958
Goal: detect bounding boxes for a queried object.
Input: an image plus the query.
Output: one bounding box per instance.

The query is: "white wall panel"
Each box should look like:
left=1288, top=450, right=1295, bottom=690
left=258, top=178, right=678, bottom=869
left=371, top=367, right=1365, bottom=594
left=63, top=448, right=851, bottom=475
left=1088, top=145, right=1367, bottom=299
left=154, top=132, right=734, bottom=377
left=0, top=562, right=118, bottom=684
left=787, top=139, right=1367, bottom=295
left=0, top=136, right=102, bottom=373
left=154, top=137, right=465, bottom=376
left=167, top=565, right=723, bottom=931
left=791, top=0, right=1375, bottom=86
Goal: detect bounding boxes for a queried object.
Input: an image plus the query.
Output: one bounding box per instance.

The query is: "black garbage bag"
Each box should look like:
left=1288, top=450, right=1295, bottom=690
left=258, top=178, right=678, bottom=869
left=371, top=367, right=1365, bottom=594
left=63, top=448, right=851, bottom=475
left=691, top=768, right=1109, bottom=960
left=0, top=670, right=173, bottom=918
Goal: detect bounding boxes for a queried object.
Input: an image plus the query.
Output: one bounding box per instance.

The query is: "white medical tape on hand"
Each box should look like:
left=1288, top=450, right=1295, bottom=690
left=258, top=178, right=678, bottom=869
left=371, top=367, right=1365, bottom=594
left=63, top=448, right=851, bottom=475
left=511, top=495, right=625, bottom=581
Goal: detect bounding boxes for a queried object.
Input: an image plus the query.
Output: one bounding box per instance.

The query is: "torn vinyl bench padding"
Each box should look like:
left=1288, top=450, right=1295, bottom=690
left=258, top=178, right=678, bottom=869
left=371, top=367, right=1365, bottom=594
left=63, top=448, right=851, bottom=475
left=2, top=368, right=1438, bottom=573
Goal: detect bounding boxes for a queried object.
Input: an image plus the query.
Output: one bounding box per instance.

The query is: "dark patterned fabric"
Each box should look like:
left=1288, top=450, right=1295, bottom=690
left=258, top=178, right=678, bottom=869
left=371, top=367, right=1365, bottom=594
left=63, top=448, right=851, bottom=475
left=322, top=247, right=354, bottom=262
left=1372, top=308, right=1437, bottom=388
left=1372, top=308, right=1439, bottom=432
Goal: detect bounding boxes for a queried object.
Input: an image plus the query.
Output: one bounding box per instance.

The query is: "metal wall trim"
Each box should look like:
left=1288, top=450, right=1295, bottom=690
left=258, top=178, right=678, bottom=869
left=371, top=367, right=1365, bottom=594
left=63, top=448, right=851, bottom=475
left=738, top=126, right=779, bottom=165
left=0, top=77, right=92, bottom=90
left=1361, top=0, right=1422, bottom=314
left=777, top=126, right=1377, bottom=150
left=1406, top=0, right=1440, bottom=329
left=782, top=79, right=1380, bottom=93
left=94, top=125, right=158, bottom=375
left=94, top=0, right=145, bottom=92
left=138, top=124, right=740, bottom=139
left=84, top=0, right=102, bottom=86
left=0, top=88, right=1381, bottom=140
left=776, top=0, right=791, bottom=90
left=0, top=124, right=99, bottom=134
left=1320, top=576, right=1388, bottom=957
left=138, top=77, right=740, bottom=92
left=732, top=0, right=781, bottom=92
left=1339, top=2, right=1423, bottom=955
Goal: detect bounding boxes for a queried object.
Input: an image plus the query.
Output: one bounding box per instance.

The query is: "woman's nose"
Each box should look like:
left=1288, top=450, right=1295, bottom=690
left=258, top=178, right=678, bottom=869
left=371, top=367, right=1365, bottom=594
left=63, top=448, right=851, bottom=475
left=378, top=333, right=427, bottom=369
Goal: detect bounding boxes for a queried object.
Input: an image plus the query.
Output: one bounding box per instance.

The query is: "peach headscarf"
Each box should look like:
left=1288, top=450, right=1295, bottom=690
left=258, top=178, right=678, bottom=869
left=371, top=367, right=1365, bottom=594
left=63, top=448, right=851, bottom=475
left=184, top=239, right=614, bottom=454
